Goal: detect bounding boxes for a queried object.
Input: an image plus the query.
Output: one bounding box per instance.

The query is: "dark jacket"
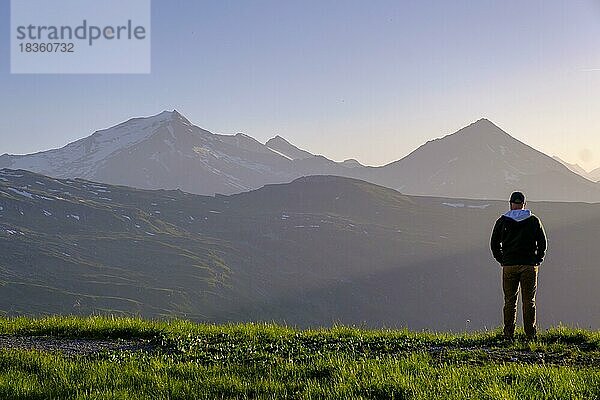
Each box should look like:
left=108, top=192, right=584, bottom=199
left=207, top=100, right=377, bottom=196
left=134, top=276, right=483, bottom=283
left=490, top=209, right=547, bottom=266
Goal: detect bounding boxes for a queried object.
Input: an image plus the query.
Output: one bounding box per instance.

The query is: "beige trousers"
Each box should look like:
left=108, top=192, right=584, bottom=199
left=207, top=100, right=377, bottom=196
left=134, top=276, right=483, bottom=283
left=502, top=265, right=538, bottom=338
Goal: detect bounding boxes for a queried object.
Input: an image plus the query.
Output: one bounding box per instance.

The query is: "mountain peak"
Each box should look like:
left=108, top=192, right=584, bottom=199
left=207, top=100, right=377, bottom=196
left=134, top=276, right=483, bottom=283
left=154, top=110, right=176, bottom=119
left=265, top=135, right=313, bottom=160
left=273, top=134, right=289, bottom=141
left=153, top=109, right=190, bottom=125
left=267, top=135, right=292, bottom=146
left=341, top=158, right=364, bottom=168
left=450, top=118, right=510, bottom=141
left=471, top=117, right=500, bottom=129
left=93, top=109, right=191, bottom=142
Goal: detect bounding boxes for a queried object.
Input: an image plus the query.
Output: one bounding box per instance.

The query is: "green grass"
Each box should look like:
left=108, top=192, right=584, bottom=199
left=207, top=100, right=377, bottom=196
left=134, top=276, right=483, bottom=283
left=0, top=316, right=599, bottom=399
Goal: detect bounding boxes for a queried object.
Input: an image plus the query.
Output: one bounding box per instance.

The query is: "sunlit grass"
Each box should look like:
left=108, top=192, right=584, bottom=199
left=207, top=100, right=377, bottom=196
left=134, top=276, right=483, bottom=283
left=0, top=316, right=598, bottom=399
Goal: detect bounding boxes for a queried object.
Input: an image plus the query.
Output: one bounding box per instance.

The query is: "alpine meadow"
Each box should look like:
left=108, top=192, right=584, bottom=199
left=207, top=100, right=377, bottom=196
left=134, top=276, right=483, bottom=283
left=1, top=1, right=600, bottom=399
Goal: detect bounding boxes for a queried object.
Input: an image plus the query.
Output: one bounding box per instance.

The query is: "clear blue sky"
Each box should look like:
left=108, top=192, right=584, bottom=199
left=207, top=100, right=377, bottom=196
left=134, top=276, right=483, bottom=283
left=1, top=0, right=599, bottom=169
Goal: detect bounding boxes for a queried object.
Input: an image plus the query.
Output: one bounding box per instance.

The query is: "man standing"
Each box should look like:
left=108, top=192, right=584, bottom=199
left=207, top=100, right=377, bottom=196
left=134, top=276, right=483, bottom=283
left=490, top=191, right=547, bottom=340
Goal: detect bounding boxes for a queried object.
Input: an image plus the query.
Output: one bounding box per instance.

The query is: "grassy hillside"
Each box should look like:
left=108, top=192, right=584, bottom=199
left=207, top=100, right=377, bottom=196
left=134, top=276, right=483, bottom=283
left=1, top=169, right=600, bottom=330
left=0, top=317, right=598, bottom=399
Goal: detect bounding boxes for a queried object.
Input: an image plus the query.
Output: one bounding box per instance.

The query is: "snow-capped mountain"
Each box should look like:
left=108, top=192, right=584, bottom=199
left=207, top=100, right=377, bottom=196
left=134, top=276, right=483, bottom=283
left=2, top=111, right=600, bottom=201
left=0, top=111, right=321, bottom=195
left=0, top=110, right=361, bottom=195
left=1, top=111, right=180, bottom=179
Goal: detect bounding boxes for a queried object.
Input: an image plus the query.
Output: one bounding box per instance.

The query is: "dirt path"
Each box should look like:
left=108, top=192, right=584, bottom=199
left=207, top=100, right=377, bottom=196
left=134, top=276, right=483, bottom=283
left=0, top=335, right=598, bottom=367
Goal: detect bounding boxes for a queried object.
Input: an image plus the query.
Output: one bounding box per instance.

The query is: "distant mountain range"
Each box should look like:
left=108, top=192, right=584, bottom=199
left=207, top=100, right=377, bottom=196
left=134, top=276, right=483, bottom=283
left=0, top=111, right=359, bottom=197
left=552, top=156, right=600, bottom=183
left=1, top=111, right=599, bottom=201
left=1, top=169, right=598, bottom=329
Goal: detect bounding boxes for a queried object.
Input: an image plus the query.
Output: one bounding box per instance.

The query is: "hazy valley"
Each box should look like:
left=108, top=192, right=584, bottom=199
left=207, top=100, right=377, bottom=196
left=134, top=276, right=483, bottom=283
left=1, top=169, right=598, bottom=330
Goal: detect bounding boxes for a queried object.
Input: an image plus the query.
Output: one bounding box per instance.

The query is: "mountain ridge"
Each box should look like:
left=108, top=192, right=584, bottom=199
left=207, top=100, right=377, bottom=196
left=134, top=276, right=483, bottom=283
left=552, top=156, right=598, bottom=182
left=2, top=111, right=599, bottom=202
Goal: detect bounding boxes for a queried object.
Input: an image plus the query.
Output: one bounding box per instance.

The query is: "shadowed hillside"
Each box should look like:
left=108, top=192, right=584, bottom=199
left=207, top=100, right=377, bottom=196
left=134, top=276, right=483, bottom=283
left=1, top=169, right=599, bottom=330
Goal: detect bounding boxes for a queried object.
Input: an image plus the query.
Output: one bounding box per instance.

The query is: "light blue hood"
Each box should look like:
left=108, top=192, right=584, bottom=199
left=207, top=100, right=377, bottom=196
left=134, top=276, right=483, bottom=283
left=503, top=209, right=532, bottom=222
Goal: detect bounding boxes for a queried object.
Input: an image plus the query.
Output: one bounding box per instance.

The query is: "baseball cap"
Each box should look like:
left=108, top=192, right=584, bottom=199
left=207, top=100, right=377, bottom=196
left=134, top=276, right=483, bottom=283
left=509, top=191, right=525, bottom=204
